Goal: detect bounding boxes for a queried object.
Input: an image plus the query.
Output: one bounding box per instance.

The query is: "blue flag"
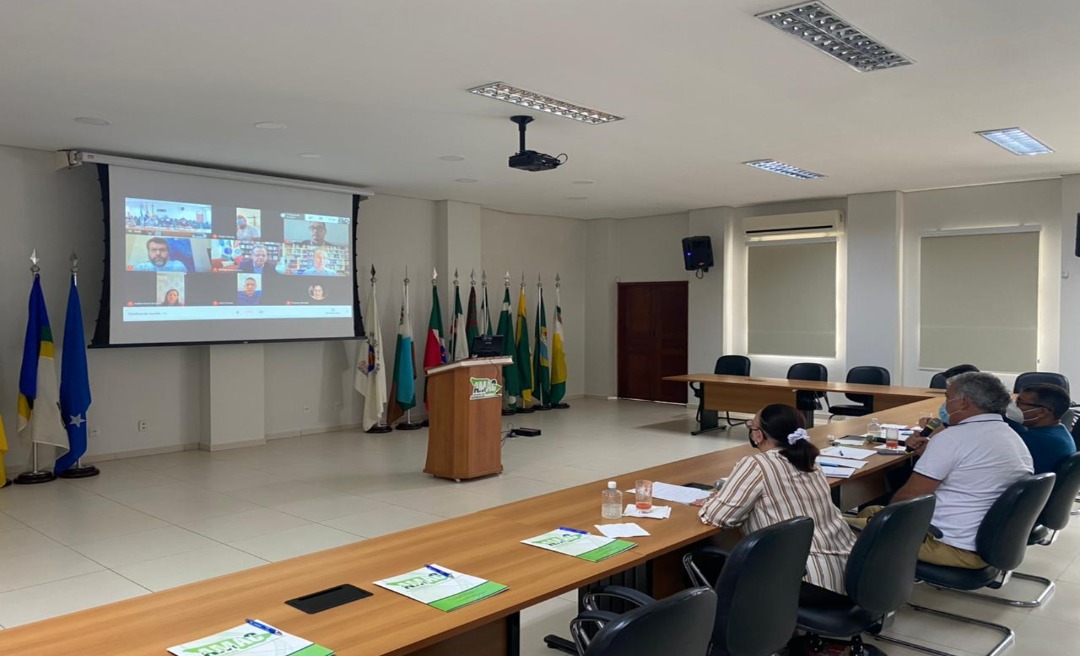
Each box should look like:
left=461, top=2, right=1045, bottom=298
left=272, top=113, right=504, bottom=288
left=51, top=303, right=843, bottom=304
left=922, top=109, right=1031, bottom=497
left=55, top=275, right=91, bottom=474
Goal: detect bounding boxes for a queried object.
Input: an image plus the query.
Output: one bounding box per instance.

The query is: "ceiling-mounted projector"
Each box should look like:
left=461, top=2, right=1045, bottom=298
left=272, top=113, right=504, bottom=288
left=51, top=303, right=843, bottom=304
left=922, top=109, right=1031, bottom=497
left=508, top=115, right=565, bottom=172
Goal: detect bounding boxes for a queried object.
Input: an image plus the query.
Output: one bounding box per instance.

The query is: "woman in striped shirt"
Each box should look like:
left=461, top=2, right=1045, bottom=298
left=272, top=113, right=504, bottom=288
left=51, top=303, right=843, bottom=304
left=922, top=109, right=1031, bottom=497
left=698, top=404, right=856, bottom=594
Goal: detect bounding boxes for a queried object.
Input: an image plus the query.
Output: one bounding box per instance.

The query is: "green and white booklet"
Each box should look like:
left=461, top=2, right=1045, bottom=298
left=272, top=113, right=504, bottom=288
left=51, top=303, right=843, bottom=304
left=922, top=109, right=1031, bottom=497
left=522, top=528, right=637, bottom=562
left=375, top=564, right=508, bottom=612
left=167, top=620, right=332, bottom=656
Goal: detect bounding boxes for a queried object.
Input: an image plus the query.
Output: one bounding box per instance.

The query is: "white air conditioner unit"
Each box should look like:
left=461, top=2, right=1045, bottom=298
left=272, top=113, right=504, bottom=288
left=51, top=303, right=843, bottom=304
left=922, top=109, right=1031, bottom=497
left=743, top=210, right=843, bottom=241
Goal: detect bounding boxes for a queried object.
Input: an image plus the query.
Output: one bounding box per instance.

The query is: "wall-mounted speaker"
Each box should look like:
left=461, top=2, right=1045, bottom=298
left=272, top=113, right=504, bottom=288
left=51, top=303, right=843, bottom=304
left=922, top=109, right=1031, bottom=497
left=682, top=236, right=713, bottom=273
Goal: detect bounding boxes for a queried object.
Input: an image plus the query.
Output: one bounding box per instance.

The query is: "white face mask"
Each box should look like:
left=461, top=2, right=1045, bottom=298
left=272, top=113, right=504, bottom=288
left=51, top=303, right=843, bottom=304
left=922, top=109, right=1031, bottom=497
left=1004, top=402, right=1025, bottom=424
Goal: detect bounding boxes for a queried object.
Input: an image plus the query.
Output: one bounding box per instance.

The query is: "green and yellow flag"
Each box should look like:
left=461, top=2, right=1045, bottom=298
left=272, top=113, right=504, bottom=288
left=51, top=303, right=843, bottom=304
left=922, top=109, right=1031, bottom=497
left=497, top=284, right=520, bottom=400
left=515, top=284, right=533, bottom=406
left=533, top=286, right=551, bottom=405
left=550, top=284, right=568, bottom=405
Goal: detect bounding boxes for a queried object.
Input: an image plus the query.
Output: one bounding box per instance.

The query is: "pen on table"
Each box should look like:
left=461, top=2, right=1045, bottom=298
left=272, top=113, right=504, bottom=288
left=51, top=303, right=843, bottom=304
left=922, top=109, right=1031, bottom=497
left=558, top=526, right=588, bottom=534
left=246, top=619, right=281, bottom=635
left=425, top=564, right=453, bottom=578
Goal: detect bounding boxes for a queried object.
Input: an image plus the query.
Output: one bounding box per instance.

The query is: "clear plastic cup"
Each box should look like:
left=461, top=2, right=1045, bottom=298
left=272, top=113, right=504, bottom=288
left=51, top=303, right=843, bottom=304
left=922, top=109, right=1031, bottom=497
left=635, top=479, right=653, bottom=511
left=885, top=426, right=900, bottom=449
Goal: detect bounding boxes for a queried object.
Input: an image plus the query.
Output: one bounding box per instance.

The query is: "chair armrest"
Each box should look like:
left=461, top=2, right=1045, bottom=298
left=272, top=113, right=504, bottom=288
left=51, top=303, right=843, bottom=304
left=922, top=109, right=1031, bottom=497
left=582, top=585, right=656, bottom=612
left=682, top=546, right=732, bottom=587
left=570, top=611, right=622, bottom=655
left=927, top=524, right=943, bottom=539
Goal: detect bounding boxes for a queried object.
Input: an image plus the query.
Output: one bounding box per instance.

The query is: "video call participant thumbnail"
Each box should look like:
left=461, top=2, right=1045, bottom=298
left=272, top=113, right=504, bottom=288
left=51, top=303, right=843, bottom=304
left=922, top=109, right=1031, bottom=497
left=160, top=288, right=183, bottom=306
left=301, top=249, right=340, bottom=276
left=239, top=244, right=277, bottom=274
left=236, top=210, right=261, bottom=240
left=236, top=275, right=262, bottom=306
left=133, top=237, right=189, bottom=272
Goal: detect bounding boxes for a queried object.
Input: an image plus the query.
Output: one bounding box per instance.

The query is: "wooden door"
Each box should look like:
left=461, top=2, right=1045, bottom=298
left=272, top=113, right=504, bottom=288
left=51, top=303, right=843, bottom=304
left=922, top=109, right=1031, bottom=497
left=617, top=282, right=689, bottom=403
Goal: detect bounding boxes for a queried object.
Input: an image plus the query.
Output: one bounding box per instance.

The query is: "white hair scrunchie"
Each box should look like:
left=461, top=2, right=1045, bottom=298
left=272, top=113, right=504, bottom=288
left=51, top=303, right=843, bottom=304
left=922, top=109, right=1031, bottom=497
left=787, top=428, right=810, bottom=445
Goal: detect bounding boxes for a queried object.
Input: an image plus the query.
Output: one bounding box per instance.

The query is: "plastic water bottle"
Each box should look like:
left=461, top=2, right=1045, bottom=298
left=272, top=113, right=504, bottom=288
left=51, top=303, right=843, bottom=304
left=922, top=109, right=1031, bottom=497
left=867, top=417, right=882, bottom=439
left=601, top=481, right=623, bottom=519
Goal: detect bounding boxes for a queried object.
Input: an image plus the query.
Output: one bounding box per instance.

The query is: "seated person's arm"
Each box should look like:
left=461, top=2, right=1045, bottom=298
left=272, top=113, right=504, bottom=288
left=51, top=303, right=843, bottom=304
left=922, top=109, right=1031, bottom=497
left=894, top=432, right=956, bottom=503
left=891, top=472, right=942, bottom=503
left=698, top=458, right=764, bottom=528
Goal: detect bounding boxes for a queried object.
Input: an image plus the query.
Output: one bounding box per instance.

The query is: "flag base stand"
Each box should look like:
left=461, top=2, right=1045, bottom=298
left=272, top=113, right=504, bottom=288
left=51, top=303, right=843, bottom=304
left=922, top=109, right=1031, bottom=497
left=396, top=422, right=424, bottom=431
left=420, top=420, right=430, bottom=428
left=501, top=408, right=518, bottom=416
left=536, top=404, right=553, bottom=411
left=14, top=470, right=56, bottom=485
left=58, top=465, right=100, bottom=479
left=516, top=406, right=536, bottom=414
left=366, top=424, right=393, bottom=434
left=553, top=403, right=571, bottom=410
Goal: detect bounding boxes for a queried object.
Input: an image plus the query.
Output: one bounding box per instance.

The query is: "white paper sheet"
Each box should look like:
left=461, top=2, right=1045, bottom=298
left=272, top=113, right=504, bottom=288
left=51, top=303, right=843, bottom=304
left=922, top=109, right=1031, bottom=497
left=817, top=456, right=869, bottom=470
left=646, top=482, right=712, bottom=504
left=820, top=446, right=876, bottom=460
left=595, top=523, right=651, bottom=538
left=622, top=504, right=672, bottom=519
left=821, top=465, right=855, bottom=479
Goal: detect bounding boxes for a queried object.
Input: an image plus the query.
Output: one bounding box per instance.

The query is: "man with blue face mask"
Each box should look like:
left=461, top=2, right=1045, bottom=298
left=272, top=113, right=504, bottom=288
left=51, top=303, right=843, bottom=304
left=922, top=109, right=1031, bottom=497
left=1007, top=383, right=1076, bottom=475
left=850, top=372, right=1033, bottom=568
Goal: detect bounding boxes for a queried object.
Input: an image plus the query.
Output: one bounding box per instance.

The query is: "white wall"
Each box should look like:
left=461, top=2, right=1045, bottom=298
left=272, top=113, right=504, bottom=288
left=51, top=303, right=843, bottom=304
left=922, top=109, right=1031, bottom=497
left=901, top=179, right=1062, bottom=388
left=480, top=208, right=587, bottom=399
left=1060, top=175, right=1080, bottom=385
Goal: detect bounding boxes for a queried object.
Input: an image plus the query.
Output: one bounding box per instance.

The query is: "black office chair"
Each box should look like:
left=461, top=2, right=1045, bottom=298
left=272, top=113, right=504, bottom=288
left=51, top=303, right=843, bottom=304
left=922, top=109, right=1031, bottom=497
left=690, top=355, right=751, bottom=435
left=795, top=496, right=936, bottom=656
left=828, top=366, right=891, bottom=419
left=567, top=586, right=717, bottom=656
left=874, top=474, right=1056, bottom=656
left=1013, top=371, right=1070, bottom=394
left=554, top=517, right=814, bottom=656
left=929, top=364, right=980, bottom=390
left=1028, top=452, right=1080, bottom=546
left=787, top=362, right=828, bottom=428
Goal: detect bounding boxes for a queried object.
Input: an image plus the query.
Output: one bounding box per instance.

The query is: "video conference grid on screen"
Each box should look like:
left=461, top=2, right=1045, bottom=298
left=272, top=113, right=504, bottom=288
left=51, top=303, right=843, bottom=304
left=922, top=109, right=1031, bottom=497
left=121, top=198, right=352, bottom=322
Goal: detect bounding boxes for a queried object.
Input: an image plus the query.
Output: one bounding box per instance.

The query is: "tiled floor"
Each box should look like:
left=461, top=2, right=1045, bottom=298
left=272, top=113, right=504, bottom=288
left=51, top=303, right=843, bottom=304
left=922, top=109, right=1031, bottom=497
left=0, top=398, right=1077, bottom=655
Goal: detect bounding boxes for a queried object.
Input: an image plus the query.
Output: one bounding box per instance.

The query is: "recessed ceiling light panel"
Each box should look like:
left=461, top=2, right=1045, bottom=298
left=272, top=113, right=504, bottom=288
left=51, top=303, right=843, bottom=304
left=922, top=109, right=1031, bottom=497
left=467, top=82, right=623, bottom=125
left=975, top=127, right=1054, bottom=156
left=253, top=122, right=287, bottom=130
left=744, top=159, right=825, bottom=180
left=756, top=2, right=913, bottom=73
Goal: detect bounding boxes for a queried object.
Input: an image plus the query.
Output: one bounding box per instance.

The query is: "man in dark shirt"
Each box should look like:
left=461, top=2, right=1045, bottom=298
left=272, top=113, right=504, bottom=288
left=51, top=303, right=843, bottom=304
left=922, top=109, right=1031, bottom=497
left=1009, top=383, right=1076, bottom=474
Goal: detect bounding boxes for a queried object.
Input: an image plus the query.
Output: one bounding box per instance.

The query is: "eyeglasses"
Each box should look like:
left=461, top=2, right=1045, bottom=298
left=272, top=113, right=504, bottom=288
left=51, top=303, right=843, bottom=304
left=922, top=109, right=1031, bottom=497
left=748, top=425, right=763, bottom=435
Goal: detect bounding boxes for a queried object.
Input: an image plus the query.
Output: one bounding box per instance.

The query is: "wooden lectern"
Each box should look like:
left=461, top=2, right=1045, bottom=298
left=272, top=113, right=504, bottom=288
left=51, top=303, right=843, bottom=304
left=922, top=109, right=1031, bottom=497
left=424, top=356, right=513, bottom=481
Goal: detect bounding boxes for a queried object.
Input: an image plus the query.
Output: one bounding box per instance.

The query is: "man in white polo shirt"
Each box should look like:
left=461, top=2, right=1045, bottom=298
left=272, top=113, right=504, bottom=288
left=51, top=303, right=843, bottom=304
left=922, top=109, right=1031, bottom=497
left=853, top=372, right=1033, bottom=568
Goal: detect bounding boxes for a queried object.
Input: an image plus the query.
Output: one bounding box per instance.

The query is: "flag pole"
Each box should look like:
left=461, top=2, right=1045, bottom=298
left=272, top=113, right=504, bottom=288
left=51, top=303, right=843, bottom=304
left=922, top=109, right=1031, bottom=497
left=366, top=265, right=393, bottom=434
left=553, top=272, right=571, bottom=409
left=57, top=252, right=100, bottom=479
left=535, top=273, right=552, bottom=411
left=515, top=272, right=536, bottom=414
left=14, top=251, right=58, bottom=485
left=397, top=268, right=423, bottom=431
left=501, top=271, right=517, bottom=416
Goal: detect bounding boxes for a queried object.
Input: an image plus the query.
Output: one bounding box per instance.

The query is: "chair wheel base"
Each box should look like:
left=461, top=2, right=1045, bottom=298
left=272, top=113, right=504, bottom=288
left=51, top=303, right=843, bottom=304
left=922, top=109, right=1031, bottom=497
left=789, top=634, right=888, bottom=656
left=543, top=633, right=577, bottom=655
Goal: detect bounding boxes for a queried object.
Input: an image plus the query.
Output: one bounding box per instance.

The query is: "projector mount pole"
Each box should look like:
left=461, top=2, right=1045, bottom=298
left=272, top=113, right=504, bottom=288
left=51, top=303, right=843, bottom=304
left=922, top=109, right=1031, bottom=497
left=14, top=251, right=57, bottom=485
left=58, top=253, right=101, bottom=479
left=366, top=265, right=393, bottom=434
left=511, top=115, right=533, bottom=153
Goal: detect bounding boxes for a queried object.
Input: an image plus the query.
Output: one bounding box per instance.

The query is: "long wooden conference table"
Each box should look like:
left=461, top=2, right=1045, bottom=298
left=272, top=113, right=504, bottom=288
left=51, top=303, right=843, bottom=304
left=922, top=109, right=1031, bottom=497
left=666, top=373, right=943, bottom=428
left=0, top=397, right=943, bottom=656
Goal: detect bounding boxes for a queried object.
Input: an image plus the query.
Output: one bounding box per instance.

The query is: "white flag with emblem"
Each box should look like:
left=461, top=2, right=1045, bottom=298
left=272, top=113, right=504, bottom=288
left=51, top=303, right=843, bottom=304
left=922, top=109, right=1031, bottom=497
left=355, top=275, right=387, bottom=430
